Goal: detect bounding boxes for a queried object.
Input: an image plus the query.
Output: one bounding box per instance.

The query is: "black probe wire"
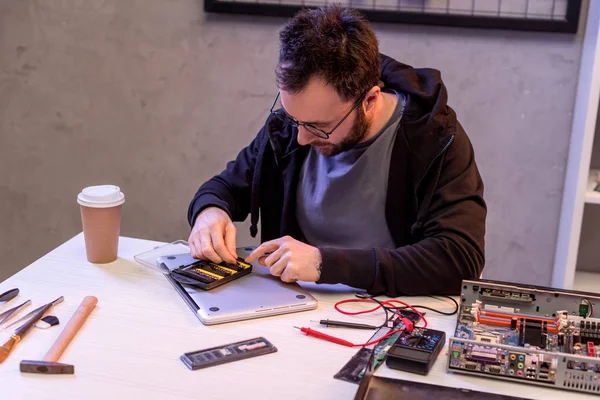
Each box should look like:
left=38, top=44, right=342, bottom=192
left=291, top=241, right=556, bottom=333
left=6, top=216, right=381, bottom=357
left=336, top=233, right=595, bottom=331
left=336, top=293, right=458, bottom=331
left=354, top=293, right=392, bottom=328
left=426, top=295, right=459, bottom=315
left=353, top=293, right=453, bottom=325
left=386, top=295, right=459, bottom=316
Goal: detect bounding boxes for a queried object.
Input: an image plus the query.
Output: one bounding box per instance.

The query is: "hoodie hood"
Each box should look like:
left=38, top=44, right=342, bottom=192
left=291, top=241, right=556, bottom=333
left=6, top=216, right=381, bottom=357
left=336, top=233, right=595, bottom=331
left=380, top=53, right=456, bottom=165
left=247, top=55, right=457, bottom=238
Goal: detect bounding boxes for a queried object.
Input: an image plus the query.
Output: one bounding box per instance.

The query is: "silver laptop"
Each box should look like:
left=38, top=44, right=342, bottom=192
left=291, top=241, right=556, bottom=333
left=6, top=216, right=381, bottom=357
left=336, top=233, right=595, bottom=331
left=158, top=246, right=318, bottom=325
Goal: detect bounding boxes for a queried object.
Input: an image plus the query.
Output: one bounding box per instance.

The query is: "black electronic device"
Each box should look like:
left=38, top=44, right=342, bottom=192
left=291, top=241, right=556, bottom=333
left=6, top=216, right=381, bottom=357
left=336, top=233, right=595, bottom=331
left=354, top=375, right=531, bottom=400
left=166, top=257, right=252, bottom=290
left=180, top=337, right=277, bottom=370
left=355, top=345, right=531, bottom=400
left=386, top=327, right=446, bottom=375
left=335, top=310, right=425, bottom=384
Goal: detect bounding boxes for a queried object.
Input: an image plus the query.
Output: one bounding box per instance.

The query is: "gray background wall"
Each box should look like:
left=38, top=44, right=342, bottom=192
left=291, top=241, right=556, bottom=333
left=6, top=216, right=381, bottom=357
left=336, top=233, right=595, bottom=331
left=0, top=0, right=586, bottom=285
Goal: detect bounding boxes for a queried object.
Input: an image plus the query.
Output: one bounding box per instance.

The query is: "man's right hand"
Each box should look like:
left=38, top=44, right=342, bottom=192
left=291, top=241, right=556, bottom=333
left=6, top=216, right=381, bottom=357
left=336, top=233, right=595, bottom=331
left=188, top=207, right=238, bottom=264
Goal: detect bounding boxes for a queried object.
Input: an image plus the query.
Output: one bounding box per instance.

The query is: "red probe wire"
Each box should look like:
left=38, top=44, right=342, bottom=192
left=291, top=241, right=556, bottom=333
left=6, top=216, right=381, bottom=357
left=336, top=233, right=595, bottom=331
left=295, top=298, right=428, bottom=347
left=294, top=326, right=354, bottom=346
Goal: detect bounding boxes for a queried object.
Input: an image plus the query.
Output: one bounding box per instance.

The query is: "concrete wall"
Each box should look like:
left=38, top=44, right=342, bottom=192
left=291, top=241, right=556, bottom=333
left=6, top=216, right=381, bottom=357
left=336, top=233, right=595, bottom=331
left=0, top=0, right=586, bottom=285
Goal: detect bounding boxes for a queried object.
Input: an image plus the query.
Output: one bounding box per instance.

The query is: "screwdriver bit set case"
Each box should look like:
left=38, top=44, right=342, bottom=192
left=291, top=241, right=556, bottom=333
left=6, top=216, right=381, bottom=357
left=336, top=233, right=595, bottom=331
left=134, top=240, right=252, bottom=290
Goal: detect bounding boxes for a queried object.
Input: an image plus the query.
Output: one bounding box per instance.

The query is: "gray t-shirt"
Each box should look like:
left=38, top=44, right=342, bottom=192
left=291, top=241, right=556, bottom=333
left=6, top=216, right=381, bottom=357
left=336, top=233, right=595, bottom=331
left=296, top=91, right=405, bottom=249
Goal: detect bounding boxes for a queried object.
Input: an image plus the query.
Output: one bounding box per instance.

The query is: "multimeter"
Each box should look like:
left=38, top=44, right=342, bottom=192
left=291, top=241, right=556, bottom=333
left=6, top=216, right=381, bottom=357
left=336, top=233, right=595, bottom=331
left=385, top=327, right=446, bottom=375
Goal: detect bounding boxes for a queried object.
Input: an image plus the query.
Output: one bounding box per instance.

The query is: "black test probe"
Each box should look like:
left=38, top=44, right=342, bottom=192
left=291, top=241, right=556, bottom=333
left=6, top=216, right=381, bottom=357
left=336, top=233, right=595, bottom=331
left=314, top=319, right=378, bottom=330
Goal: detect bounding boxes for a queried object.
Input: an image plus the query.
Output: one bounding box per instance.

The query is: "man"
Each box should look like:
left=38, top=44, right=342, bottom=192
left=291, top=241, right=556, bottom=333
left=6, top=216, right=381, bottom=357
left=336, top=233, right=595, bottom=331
left=187, top=5, right=486, bottom=296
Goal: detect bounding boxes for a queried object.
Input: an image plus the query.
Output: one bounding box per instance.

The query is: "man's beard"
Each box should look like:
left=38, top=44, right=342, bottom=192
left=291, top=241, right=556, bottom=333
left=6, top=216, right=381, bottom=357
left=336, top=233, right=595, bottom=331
left=312, top=106, right=371, bottom=157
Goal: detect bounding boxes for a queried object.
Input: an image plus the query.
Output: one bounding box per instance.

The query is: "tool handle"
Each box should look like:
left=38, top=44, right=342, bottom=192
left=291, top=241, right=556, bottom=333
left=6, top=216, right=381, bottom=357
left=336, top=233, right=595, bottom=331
left=301, top=327, right=354, bottom=347
left=319, top=319, right=376, bottom=330
left=43, top=296, right=98, bottom=362
left=14, top=303, right=52, bottom=339
left=0, top=288, right=19, bottom=303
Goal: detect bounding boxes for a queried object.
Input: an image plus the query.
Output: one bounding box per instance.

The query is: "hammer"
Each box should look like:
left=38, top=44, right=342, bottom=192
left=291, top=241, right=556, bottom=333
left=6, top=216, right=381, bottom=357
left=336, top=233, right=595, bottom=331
left=20, top=296, right=98, bottom=374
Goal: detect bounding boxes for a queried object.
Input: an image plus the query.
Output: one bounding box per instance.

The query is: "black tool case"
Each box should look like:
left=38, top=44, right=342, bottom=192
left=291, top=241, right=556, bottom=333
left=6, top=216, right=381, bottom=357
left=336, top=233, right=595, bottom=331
left=170, top=258, right=252, bottom=290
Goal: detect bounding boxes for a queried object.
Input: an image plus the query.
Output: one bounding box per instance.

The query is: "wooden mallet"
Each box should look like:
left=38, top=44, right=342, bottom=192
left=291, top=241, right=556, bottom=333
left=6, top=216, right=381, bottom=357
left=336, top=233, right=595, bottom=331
left=20, top=296, right=98, bottom=374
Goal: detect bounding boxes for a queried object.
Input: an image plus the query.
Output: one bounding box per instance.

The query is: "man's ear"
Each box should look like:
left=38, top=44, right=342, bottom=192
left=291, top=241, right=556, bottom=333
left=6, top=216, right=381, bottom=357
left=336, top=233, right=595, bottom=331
left=363, top=85, right=381, bottom=113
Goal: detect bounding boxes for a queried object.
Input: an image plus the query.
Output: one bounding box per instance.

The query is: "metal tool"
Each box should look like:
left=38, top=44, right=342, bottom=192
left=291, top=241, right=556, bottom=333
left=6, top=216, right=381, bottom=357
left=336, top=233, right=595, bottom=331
left=0, top=301, right=55, bottom=363
left=3, top=296, right=64, bottom=330
left=313, top=319, right=378, bottom=330
left=0, top=300, right=32, bottom=327
left=20, top=296, right=98, bottom=374
left=0, top=288, right=19, bottom=303
left=294, top=326, right=354, bottom=347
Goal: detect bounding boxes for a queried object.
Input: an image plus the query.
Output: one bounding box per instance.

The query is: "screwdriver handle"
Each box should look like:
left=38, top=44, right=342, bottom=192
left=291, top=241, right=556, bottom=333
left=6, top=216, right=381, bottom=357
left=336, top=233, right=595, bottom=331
left=300, top=327, right=354, bottom=347
left=319, top=319, right=376, bottom=330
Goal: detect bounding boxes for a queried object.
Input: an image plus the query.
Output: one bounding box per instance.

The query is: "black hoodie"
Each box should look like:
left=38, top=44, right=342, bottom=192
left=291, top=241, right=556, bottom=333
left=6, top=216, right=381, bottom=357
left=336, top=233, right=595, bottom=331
left=188, top=54, right=486, bottom=296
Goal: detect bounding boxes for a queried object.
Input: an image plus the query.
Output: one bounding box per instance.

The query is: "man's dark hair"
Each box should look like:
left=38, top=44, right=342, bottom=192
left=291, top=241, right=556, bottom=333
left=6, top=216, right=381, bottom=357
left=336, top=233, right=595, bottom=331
left=276, top=5, right=380, bottom=102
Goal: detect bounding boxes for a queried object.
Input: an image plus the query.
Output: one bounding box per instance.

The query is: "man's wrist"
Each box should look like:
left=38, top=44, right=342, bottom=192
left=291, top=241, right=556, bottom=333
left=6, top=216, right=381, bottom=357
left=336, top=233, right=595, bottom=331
left=315, top=248, right=323, bottom=281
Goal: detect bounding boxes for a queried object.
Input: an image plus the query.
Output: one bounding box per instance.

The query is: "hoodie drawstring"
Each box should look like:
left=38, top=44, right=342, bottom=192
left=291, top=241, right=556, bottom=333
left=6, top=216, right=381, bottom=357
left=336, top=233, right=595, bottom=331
left=249, top=132, right=276, bottom=238
left=249, top=145, right=265, bottom=238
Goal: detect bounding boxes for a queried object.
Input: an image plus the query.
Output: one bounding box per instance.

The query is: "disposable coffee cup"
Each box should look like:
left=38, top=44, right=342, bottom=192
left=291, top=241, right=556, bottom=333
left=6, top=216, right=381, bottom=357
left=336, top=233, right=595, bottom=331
left=77, top=185, right=125, bottom=263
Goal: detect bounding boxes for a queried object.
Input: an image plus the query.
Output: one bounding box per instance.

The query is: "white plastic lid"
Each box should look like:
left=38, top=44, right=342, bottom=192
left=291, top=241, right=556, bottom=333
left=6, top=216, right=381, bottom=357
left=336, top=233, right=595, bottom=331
left=77, top=185, right=125, bottom=208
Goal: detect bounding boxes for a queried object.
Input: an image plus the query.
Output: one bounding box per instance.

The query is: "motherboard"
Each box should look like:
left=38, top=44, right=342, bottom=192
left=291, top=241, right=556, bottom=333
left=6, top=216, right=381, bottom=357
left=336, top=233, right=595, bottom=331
left=448, top=280, right=600, bottom=395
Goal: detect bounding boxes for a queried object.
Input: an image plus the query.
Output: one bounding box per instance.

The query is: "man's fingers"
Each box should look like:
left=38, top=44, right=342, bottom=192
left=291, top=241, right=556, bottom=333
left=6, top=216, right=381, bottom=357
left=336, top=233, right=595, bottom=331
left=280, top=266, right=298, bottom=283
left=191, top=236, right=204, bottom=259
left=200, top=230, right=222, bottom=263
left=189, top=236, right=198, bottom=258
left=211, top=229, right=233, bottom=264
left=224, top=223, right=238, bottom=262
left=269, top=258, right=287, bottom=277
left=245, top=240, right=281, bottom=263
left=263, top=248, right=284, bottom=268
left=188, top=232, right=202, bottom=259
left=188, top=233, right=197, bottom=256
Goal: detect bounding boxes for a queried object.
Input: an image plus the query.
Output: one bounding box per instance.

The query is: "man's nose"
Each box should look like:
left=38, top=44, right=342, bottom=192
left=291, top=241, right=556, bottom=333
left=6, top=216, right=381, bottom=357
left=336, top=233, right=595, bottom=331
left=296, top=126, right=315, bottom=146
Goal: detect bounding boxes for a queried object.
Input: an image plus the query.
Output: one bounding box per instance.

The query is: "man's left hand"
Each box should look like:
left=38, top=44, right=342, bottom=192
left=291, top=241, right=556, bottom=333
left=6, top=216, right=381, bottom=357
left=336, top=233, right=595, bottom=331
left=245, top=236, right=322, bottom=283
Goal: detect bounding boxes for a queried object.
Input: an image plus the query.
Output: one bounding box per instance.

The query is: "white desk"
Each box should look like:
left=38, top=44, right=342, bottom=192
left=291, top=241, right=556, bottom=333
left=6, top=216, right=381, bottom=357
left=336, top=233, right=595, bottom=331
left=0, top=234, right=592, bottom=399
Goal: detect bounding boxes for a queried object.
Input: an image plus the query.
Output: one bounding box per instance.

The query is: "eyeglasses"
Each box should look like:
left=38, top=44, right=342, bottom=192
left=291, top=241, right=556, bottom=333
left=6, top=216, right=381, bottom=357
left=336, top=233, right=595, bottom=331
left=269, top=91, right=367, bottom=139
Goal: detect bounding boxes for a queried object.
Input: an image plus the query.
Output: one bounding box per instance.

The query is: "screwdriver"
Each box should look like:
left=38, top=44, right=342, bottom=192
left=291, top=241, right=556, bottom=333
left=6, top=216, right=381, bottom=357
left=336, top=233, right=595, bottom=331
left=313, top=319, right=377, bottom=330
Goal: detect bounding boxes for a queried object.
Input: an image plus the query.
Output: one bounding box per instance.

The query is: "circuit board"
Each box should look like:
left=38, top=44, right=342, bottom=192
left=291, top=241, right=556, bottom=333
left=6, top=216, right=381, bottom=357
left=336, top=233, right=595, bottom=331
left=335, top=310, right=423, bottom=383
left=366, top=310, right=424, bottom=376
left=448, top=279, right=600, bottom=395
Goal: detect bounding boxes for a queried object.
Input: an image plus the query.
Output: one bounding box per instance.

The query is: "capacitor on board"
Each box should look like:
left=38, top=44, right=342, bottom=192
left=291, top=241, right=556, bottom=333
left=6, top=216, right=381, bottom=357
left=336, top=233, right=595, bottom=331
left=511, top=317, right=518, bottom=330
left=558, top=332, right=565, bottom=346
left=518, top=318, right=525, bottom=346
left=541, top=333, right=548, bottom=349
